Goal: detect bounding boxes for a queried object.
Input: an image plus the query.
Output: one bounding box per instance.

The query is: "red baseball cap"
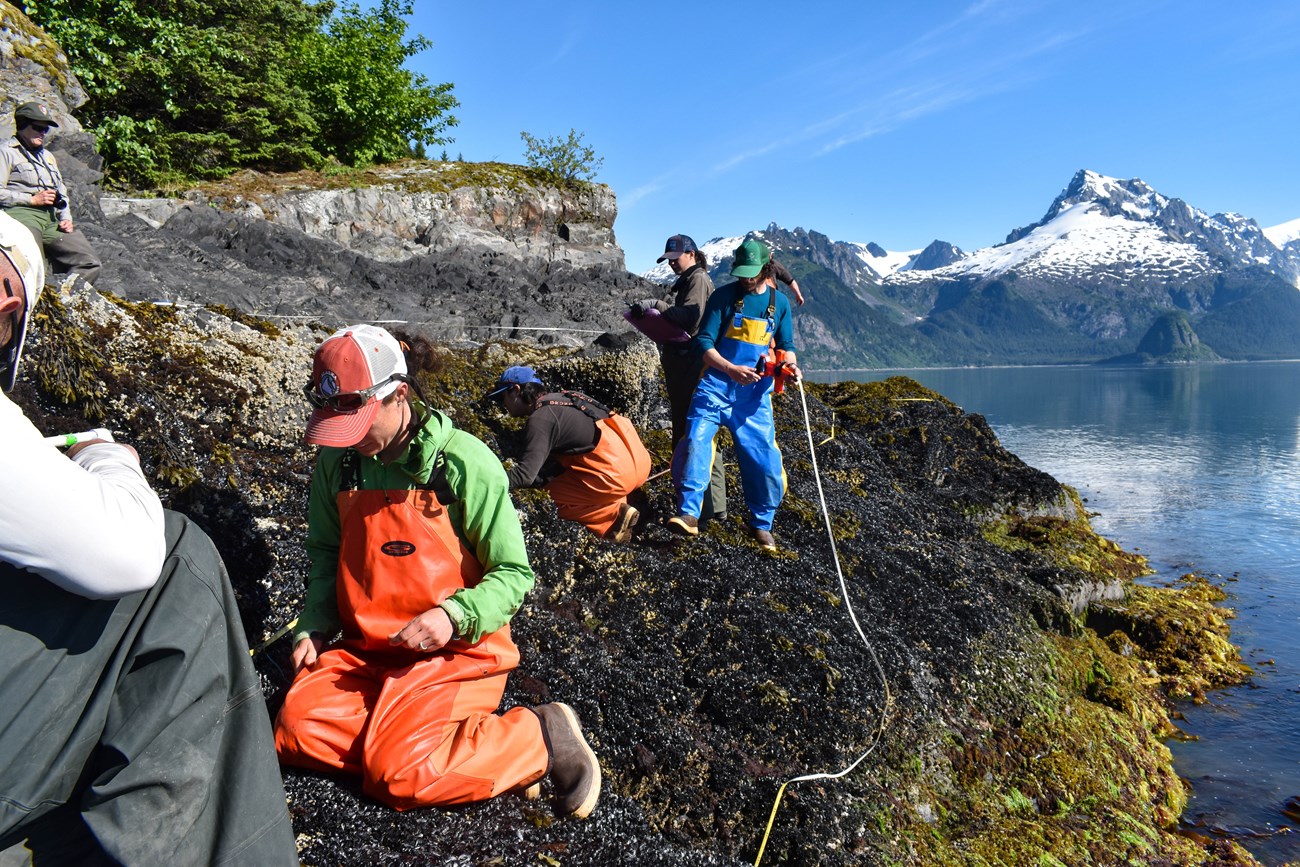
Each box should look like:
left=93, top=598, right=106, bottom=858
left=303, top=324, right=407, bottom=447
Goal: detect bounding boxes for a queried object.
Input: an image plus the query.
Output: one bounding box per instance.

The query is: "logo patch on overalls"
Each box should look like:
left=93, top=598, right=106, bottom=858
left=381, top=541, right=417, bottom=557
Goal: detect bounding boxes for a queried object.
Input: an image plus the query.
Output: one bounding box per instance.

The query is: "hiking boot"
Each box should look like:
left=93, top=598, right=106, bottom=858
left=535, top=703, right=602, bottom=819
left=606, top=503, right=639, bottom=544
left=667, top=514, right=699, bottom=536
left=750, top=526, right=777, bottom=552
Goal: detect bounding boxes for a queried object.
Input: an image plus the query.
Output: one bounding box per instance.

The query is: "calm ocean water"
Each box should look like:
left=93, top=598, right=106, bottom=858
left=813, top=362, right=1300, bottom=864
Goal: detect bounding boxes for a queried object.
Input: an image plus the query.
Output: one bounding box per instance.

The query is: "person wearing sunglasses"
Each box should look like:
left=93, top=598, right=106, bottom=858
left=0, top=100, right=101, bottom=284
left=275, top=324, right=602, bottom=820
left=0, top=210, right=296, bottom=864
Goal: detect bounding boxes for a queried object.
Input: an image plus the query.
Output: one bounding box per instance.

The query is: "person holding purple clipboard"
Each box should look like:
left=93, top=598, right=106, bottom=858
left=627, top=234, right=726, bottom=521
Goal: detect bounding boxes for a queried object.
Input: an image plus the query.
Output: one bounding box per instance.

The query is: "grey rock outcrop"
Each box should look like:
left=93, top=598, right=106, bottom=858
left=0, top=1, right=86, bottom=135
left=101, top=163, right=624, bottom=271
left=255, top=170, right=621, bottom=269
left=84, top=159, right=646, bottom=348
left=84, top=196, right=654, bottom=348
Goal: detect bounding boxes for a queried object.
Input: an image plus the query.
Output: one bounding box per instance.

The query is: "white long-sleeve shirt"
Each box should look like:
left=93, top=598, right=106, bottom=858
left=1, top=389, right=166, bottom=598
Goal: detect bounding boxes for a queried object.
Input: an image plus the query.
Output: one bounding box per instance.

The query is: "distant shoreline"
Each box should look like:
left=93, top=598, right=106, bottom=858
left=805, top=357, right=1300, bottom=376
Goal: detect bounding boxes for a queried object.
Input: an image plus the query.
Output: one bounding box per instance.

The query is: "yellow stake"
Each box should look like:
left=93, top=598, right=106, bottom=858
left=249, top=618, right=298, bottom=657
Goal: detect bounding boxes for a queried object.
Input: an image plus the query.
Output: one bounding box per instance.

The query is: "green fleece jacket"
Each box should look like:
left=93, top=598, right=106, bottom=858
left=293, top=406, right=535, bottom=645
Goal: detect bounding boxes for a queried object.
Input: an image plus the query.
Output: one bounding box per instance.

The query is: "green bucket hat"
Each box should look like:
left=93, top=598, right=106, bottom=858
left=730, top=238, right=771, bottom=279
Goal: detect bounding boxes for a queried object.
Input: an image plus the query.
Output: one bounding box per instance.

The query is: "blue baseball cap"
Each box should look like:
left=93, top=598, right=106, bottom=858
left=487, top=365, right=542, bottom=400
left=656, top=234, right=698, bottom=263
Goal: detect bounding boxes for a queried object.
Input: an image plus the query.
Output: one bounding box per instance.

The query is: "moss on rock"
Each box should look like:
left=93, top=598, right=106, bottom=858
left=1087, top=574, right=1252, bottom=703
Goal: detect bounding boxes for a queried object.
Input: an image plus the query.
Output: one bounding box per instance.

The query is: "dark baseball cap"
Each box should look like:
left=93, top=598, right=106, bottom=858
left=656, top=234, right=698, bottom=263
left=14, top=101, right=58, bottom=128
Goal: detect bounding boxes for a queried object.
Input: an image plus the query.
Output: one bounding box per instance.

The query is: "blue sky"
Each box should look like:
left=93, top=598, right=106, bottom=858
left=405, top=0, right=1300, bottom=272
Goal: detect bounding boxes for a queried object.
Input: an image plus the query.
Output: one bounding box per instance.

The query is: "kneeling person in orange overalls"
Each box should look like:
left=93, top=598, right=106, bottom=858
left=275, top=326, right=600, bottom=818
left=489, top=366, right=650, bottom=543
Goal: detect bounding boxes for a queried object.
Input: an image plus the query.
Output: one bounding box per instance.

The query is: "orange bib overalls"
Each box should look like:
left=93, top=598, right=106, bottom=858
left=275, top=479, right=548, bottom=809
left=549, top=413, right=651, bottom=537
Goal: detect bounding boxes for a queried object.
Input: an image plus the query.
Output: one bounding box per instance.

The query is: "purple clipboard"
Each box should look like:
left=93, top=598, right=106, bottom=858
left=624, top=307, right=691, bottom=344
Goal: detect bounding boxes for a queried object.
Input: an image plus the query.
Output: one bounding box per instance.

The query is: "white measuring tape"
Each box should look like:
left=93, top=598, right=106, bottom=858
left=753, top=379, right=894, bottom=866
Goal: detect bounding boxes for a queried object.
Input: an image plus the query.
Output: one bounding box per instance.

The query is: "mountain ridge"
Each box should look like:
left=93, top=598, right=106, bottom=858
left=643, top=170, right=1300, bottom=368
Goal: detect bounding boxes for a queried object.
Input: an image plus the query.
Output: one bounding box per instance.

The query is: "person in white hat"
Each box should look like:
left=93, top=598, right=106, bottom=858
left=0, top=210, right=295, bottom=863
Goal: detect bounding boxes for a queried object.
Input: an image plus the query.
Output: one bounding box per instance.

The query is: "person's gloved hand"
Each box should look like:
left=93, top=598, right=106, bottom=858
left=630, top=299, right=658, bottom=318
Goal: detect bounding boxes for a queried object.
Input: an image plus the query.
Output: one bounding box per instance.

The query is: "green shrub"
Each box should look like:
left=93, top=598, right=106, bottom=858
left=519, top=128, right=603, bottom=184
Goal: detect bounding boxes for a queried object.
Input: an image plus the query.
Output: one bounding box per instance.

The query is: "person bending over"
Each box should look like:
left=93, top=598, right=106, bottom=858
left=489, top=365, right=650, bottom=544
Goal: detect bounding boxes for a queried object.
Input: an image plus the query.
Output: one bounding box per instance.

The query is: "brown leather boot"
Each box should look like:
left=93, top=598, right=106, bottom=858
left=535, top=703, right=601, bottom=819
left=667, top=514, right=699, bottom=536
left=606, top=503, right=639, bottom=544
left=750, top=526, right=777, bottom=552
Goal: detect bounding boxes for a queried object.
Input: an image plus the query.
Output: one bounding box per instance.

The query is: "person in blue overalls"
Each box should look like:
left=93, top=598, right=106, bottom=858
left=668, top=238, right=802, bottom=551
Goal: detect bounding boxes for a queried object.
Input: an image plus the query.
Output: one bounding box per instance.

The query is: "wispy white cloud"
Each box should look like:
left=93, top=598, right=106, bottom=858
left=628, top=3, right=1095, bottom=205
left=548, top=29, right=582, bottom=65
left=815, top=27, right=1081, bottom=156
left=710, top=140, right=788, bottom=175
left=621, top=174, right=671, bottom=210
left=815, top=84, right=978, bottom=156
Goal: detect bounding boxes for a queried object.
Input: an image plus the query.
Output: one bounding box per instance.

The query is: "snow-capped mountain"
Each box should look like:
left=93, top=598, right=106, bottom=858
left=889, top=170, right=1299, bottom=294
left=877, top=170, right=1300, bottom=346
left=1264, top=217, right=1300, bottom=249
left=642, top=225, right=930, bottom=293
left=634, top=170, right=1300, bottom=368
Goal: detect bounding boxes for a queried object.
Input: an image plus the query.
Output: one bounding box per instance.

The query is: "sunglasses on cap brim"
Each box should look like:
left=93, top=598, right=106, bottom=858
left=303, top=373, right=404, bottom=411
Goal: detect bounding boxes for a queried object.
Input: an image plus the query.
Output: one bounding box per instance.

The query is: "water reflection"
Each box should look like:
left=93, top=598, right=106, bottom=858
left=815, top=362, right=1300, bottom=863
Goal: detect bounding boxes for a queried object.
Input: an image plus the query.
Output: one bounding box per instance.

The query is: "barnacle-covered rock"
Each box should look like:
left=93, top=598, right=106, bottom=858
left=8, top=286, right=1257, bottom=866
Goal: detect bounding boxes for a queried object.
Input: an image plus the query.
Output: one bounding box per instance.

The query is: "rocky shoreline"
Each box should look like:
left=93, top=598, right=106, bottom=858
left=0, top=6, right=1265, bottom=861
left=10, top=286, right=1257, bottom=866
